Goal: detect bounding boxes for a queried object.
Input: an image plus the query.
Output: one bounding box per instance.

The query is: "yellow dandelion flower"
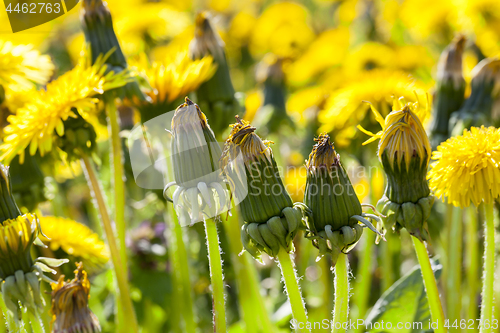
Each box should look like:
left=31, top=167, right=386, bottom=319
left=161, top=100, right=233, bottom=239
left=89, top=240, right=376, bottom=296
left=51, top=263, right=100, bottom=333
left=319, top=70, right=427, bottom=146
left=0, top=54, right=131, bottom=164
left=344, top=42, right=396, bottom=75
left=0, top=40, right=54, bottom=89
left=39, top=216, right=109, bottom=272
left=131, top=50, right=215, bottom=107
left=428, top=126, right=500, bottom=208
left=250, top=2, right=315, bottom=58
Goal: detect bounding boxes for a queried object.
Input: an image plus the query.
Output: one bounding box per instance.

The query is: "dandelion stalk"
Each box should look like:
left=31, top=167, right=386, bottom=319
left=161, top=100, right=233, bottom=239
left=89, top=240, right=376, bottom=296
left=277, top=248, right=309, bottom=331
left=106, top=98, right=128, bottom=274
left=447, top=205, right=463, bottom=332
left=413, top=238, right=447, bottom=333
left=81, top=155, right=138, bottom=333
left=480, top=202, right=495, bottom=333
left=332, top=254, right=349, bottom=333
left=465, top=206, right=479, bottom=322
left=204, top=218, right=226, bottom=333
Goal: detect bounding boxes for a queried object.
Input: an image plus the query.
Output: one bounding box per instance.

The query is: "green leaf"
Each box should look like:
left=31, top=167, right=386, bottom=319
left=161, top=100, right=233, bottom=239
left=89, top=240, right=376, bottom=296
left=364, top=259, right=442, bottom=333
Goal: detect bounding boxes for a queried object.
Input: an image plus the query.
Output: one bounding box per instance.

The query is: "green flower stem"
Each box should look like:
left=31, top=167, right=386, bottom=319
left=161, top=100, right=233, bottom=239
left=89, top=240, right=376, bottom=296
left=168, top=209, right=197, bottom=333
left=465, top=206, right=479, bottom=324
left=81, top=155, right=139, bottom=333
left=354, top=231, right=375, bottom=330
left=106, top=99, right=128, bottom=274
left=332, top=254, right=349, bottom=333
left=447, top=206, right=463, bottom=332
left=204, top=218, right=226, bottom=333
left=480, top=203, right=495, bottom=333
left=412, top=237, right=447, bottom=333
left=223, top=209, right=273, bottom=333
left=276, top=248, right=309, bottom=332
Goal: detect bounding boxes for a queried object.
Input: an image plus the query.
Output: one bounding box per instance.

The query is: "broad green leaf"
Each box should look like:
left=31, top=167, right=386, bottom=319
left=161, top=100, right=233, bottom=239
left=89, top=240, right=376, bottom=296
left=364, top=259, right=442, bottom=333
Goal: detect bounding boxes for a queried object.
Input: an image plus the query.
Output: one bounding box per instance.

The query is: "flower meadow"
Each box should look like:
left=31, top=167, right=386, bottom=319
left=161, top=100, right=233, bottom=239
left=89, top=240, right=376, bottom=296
left=0, top=0, right=499, bottom=332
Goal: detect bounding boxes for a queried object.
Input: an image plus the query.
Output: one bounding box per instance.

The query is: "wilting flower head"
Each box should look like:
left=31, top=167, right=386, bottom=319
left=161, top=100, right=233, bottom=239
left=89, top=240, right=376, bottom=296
left=359, top=97, right=434, bottom=241
left=253, top=54, right=295, bottom=135
left=0, top=54, right=130, bottom=164
left=189, top=12, right=239, bottom=137
left=304, top=134, right=383, bottom=263
left=51, top=263, right=101, bottom=333
left=0, top=40, right=54, bottom=89
left=430, top=35, right=466, bottom=147
left=164, top=98, right=229, bottom=225
left=450, top=58, right=500, bottom=135
left=81, top=0, right=146, bottom=102
left=0, top=164, right=67, bottom=322
left=221, top=117, right=303, bottom=260
left=131, top=51, right=215, bottom=123
left=428, top=126, right=500, bottom=208
left=39, top=216, right=109, bottom=274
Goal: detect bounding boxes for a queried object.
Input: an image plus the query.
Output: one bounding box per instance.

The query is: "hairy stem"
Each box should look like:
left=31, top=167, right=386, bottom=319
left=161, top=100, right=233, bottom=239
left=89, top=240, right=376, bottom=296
left=412, top=237, right=447, bottom=333
left=204, top=218, right=226, bottom=333
left=277, top=248, right=309, bottom=332
left=480, top=203, right=495, bottom=333
left=333, top=254, right=349, bottom=333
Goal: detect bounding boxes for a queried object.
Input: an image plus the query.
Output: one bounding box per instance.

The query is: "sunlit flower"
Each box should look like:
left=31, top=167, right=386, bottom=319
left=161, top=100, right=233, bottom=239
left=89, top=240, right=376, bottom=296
left=359, top=97, right=434, bottom=241
left=131, top=51, right=215, bottom=122
left=304, top=134, right=383, bottom=262
left=0, top=40, right=54, bottom=89
left=0, top=54, right=131, bottom=164
left=51, top=263, right=101, bottom=333
left=428, top=126, right=500, bottom=208
left=344, top=42, right=396, bottom=75
left=319, top=70, right=427, bottom=147
left=39, top=216, right=109, bottom=273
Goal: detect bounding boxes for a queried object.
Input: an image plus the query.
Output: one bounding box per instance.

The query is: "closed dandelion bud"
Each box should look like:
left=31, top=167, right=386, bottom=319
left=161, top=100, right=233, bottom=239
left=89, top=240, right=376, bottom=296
left=450, top=58, right=500, bottom=135
left=51, top=263, right=101, bottom=333
left=165, top=97, right=230, bottom=225
left=221, top=117, right=303, bottom=260
left=253, top=54, right=295, bottom=135
left=430, top=35, right=466, bottom=148
left=359, top=97, right=434, bottom=241
left=10, top=153, right=46, bottom=211
left=81, top=0, right=146, bottom=101
left=189, top=12, right=240, bottom=137
left=304, top=134, right=382, bottom=264
left=0, top=163, right=68, bottom=322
